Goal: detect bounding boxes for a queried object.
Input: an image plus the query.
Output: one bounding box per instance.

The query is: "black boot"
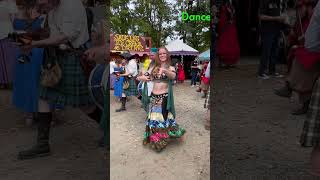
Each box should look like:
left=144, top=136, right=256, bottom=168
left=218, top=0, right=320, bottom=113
left=33, top=112, right=39, bottom=124
left=87, top=106, right=102, bottom=124
left=116, top=97, right=126, bottom=112
left=18, top=112, right=52, bottom=160
left=292, top=99, right=310, bottom=115
left=274, top=81, right=292, bottom=98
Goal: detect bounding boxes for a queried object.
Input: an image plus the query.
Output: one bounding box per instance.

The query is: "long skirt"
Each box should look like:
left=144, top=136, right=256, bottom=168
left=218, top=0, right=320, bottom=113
left=0, top=38, right=16, bottom=86
left=12, top=47, right=44, bottom=112
left=110, top=74, right=116, bottom=89
left=39, top=52, right=93, bottom=107
left=143, top=93, right=185, bottom=152
left=178, top=69, right=185, bottom=81
left=114, top=76, right=124, bottom=97
left=216, top=24, right=240, bottom=65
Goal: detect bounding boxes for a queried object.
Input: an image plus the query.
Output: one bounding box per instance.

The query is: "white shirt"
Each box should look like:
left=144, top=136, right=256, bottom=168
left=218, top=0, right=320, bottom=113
left=110, top=61, right=116, bottom=74
left=125, top=59, right=138, bottom=77
left=205, top=62, right=210, bottom=78
left=0, top=0, right=17, bottom=39
left=48, top=0, right=89, bottom=48
left=305, top=0, right=320, bottom=52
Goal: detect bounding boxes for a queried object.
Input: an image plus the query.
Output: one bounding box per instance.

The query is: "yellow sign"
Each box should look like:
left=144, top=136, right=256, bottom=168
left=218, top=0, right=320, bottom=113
left=113, top=34, right=144, bottom=51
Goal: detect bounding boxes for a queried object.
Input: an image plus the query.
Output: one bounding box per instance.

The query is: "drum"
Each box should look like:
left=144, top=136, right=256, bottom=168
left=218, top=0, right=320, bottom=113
left=137, top=81, right=143, bottom=95
left=138, top=81, right=154, bottom=97
left=88, top=64, right=108, bottom=110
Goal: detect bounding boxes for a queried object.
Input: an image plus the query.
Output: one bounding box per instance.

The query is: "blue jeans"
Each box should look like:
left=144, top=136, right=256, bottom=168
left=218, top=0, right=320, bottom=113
left=191, top=71, right=197, bottom=85
left=258, top=30, right=281, bottom=75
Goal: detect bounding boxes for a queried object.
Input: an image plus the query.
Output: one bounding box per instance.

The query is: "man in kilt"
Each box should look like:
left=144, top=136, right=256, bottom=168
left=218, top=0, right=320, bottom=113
left=299, top=0, right=320, bottom=175
left=116, top=53, right=138, bottom=112
left=17, top=0, right=104, bottom=160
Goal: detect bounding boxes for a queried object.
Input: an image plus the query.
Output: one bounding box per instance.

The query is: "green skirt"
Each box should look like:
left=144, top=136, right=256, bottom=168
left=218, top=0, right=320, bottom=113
left=39, top=53, right=93, bottom=107
left=124, top=78, right=138, bottom=96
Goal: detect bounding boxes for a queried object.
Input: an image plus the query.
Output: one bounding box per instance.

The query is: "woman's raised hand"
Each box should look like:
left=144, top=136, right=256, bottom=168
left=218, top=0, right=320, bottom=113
left=138, top=75, right=151, bottom=82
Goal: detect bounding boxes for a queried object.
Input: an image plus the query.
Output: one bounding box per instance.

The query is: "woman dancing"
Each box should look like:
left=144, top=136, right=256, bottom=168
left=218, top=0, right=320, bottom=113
left=137, top=47, right=186, bottom=152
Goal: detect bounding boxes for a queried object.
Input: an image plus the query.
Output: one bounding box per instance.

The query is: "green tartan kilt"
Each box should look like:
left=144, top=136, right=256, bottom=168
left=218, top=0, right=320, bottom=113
left=39, top=52, right=93, bottom=107
left=124, top=78, right=138, bottom=96
left=100, top=86, right=109, bottom=145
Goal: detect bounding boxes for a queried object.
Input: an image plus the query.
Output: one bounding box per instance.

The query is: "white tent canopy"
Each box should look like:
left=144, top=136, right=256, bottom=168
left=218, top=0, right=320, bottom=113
left=165, top=40, right=199, bottom=56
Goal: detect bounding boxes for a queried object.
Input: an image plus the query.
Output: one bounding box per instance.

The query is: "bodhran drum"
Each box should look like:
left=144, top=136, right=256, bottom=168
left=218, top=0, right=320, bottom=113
left=137, top=81, right=143, bottom=95
left=88, top=64, right=108, bottom=110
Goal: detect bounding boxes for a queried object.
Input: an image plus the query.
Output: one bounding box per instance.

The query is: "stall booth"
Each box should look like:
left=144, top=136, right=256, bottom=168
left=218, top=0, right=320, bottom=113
left=110, top=34, right=152, bottom=60
left=165, top=40, right=199, bottom=79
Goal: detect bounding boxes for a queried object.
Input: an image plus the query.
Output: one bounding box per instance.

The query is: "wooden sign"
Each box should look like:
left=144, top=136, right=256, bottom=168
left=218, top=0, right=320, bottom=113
left=110, top=34, right=146, bottom=52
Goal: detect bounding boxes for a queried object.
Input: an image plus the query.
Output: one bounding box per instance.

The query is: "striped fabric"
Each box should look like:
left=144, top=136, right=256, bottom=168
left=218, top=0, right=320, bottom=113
left=301, top=78, right=320, bottom=147
left=124, top=78, right=138, bottom=96
left=39, top=52, right=93, bottom=107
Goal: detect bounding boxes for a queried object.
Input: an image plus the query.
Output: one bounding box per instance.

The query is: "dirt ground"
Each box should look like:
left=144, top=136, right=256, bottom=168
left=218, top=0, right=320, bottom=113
left=110, top=81, right=210, bottom=180
left=0, top=90, right=107, bottom=180
left=213, top=59, right=320, bottom=179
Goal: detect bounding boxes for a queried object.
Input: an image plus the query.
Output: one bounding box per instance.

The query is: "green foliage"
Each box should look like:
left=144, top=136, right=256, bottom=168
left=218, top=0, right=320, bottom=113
left=110, top=0, right=210, bottom=52
left=173, top=0, right=211, bottom=52
left=110, top=0, right=132, bottom=34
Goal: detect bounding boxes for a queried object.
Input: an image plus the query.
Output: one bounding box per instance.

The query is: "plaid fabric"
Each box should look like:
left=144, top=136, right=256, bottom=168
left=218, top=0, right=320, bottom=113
left=204, top=87, right=211, bottom=109
left=300, top=78, right=320, bottom=147
left=124, top=78, right=138, bottom=96
left=39, top=53, right=93, bottom=107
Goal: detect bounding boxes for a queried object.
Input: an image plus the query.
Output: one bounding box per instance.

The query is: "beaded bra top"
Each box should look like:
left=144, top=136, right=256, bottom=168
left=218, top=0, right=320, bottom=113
left=144, top=70, right=169, bottom=82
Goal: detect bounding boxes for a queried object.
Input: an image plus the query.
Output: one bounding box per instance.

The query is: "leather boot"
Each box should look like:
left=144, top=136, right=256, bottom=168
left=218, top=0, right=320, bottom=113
left=87, top=106, right=102, bottom=124
left=202, top=92, right=207, bottom=98
left=116, top=97, right=126, bottom=112
left=292, top=99, right=310, bottom=115
left=311, top=147, right=320, bottom=176
left=18, top=112, right=52, bottom=160
left=274, top=81, right=292, bottom=98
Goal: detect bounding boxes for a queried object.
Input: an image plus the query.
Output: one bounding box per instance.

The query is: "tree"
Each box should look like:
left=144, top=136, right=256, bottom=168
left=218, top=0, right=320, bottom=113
left=131, top=0, right=174, bottom=47
left=174, top=0, right=211, bottom=52
left=110, top=0, right=210, bottom=51
left=110, top=0, right=133, bottom=34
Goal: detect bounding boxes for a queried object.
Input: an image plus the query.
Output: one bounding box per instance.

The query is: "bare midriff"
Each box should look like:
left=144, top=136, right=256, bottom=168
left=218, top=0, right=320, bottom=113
left=152, top=81, right=168, bottom=95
